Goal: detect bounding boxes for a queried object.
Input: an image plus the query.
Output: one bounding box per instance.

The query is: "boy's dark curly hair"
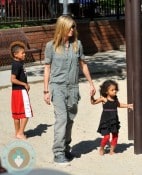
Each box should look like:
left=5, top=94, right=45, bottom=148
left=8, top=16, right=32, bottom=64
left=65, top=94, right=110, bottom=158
left=10, top=41, right=26, bottom=59
left=100, top=80, right=119, bottom=97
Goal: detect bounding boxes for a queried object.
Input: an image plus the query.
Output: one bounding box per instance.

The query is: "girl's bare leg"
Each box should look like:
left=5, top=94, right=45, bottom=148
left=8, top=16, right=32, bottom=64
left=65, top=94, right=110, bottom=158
left=16, top=118, right=28, bottom=139
left=14, top=119, right=20, bottom=137
left=109, top=146, right=116, bottom=155
left=99, top=146, right=105, bottom=155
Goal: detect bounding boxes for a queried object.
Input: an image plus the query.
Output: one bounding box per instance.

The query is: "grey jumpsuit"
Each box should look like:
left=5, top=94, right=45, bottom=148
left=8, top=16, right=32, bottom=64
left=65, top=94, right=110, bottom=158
left=44, top=40, right=85, bottom=156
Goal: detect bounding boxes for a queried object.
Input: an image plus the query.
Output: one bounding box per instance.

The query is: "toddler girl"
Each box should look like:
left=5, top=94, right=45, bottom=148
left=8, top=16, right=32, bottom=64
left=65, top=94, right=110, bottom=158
left=91, top=80, right=133, bottom=155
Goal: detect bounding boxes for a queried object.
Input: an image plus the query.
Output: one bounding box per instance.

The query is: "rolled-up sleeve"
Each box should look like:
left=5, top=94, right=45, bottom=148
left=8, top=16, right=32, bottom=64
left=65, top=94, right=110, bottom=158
left=44, top=41, right=53, bottom=64
left=78, top=40, right=85, bottom=61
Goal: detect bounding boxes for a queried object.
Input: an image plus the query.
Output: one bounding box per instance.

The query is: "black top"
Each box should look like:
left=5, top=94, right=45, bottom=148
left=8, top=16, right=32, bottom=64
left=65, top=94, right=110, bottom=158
left=97, top=97, right=120, bottom=136
left=11, top=60, right=27, bottom=90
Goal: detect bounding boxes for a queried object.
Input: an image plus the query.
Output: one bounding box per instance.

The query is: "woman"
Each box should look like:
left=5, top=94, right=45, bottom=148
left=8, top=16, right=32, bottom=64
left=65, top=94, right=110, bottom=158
left=44, top=15, right=96, bottom=164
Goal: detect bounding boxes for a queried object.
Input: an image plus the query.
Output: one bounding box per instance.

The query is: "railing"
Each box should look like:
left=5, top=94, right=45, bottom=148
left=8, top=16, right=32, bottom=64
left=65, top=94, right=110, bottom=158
left=0, top=0, right=125, bottom=25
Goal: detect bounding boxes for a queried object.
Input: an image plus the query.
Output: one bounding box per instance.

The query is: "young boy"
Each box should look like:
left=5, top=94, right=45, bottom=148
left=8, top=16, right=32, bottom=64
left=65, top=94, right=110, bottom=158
left=10, top=41, right=33, bottom=139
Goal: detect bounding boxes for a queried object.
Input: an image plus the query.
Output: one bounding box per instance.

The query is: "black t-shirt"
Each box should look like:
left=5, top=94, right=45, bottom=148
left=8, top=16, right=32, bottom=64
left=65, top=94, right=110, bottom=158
left=11, top=60, right=27, bottom=90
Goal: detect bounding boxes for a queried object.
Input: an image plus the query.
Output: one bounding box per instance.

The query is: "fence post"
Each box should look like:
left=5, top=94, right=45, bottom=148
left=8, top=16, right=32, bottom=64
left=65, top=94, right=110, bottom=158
left=131, top=0, right=142, bottom=154
left=21, top=0, right=24, bottom=25
left=115, top=0, right=120, bottom=19
left=125, top=0, right=134, bottom=140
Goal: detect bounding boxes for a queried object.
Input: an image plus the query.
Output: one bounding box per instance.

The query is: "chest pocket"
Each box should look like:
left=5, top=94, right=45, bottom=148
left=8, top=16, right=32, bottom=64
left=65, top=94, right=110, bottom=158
left=52, top=52, right=67, bottom=68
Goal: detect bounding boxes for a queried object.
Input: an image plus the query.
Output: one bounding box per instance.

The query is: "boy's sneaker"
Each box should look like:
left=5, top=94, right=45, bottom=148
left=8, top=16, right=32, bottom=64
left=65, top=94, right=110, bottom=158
left=54, top=154, right=70, bottom=165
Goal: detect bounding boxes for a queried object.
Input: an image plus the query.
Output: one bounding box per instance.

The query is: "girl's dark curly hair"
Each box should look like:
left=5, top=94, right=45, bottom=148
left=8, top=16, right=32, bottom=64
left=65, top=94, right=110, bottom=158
left=100, top=80, right=119, bottom=97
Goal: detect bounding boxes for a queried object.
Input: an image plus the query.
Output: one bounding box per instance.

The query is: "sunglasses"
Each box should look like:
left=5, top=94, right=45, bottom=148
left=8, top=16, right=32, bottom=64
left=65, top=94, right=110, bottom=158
left=71, top=25, right=75, bottom=29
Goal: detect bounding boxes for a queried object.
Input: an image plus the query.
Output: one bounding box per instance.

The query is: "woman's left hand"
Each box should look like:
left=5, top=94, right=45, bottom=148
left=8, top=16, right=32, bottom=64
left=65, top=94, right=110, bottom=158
left=90, top=84, right=96, bottom=96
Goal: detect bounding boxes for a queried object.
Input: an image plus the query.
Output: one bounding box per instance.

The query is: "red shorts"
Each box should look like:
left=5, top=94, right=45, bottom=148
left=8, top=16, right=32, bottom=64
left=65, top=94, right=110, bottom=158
left=11, top=89, right=33, bottom=119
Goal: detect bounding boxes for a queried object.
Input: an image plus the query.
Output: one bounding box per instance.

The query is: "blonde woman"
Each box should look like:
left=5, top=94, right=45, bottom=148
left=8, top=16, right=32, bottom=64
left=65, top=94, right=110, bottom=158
left=44, top=15, right=96, bottom=164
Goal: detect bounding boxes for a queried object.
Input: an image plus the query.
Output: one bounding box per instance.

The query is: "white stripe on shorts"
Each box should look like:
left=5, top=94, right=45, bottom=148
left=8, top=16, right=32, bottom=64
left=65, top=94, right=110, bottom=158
left=22, top=89, right=32, bottom=118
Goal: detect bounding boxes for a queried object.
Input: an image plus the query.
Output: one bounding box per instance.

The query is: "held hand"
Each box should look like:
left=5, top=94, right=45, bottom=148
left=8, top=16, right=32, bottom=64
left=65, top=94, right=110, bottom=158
left=90, top=84, right=96, bottom=96
left=44, top=93, right=51, bottom=105
left=90, top=96, right=95, bottom=104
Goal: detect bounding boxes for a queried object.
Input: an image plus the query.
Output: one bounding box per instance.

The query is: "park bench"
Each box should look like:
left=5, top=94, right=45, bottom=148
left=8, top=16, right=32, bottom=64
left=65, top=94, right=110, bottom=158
left=0, top=28, right=42, bottom=66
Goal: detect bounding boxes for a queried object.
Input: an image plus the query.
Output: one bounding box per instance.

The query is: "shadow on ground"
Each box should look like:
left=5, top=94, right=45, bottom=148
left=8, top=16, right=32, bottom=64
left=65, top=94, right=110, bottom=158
left=103, top=142, right=134, bottom=154
left=71, top=138, right=101, bottom=157
left=72, top=138, right=133, bottom=157
left=115, top=143, right=134, bottom=153
left=25, top=50, right=126, bottom=81
left=26, top=66, right=44, bottom=77
left=25, top=123, right=52, bottom=138
left=80, top=51, right=126, bottom=81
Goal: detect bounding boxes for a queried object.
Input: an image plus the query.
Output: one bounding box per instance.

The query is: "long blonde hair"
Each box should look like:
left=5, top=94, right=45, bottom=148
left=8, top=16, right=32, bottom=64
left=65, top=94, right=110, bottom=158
left=53, top=15, right=78, bottom=53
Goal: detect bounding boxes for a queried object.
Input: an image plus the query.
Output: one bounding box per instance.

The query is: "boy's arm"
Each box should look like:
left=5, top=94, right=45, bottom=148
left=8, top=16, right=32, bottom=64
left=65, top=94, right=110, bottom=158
left=90, top=96, right=105, bottom=105
left=11, top=74, right=30, bottom=91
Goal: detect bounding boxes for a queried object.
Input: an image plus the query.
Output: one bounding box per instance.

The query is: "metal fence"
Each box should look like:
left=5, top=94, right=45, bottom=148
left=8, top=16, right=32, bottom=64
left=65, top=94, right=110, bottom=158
left=0, top=0, right=125, bottom=25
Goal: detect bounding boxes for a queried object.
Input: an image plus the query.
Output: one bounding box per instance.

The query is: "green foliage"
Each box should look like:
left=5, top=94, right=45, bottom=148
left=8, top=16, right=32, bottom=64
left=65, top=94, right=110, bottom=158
left=0, top=24, right=21, bottom=29
left=99, top=0, right=124, bottom=7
